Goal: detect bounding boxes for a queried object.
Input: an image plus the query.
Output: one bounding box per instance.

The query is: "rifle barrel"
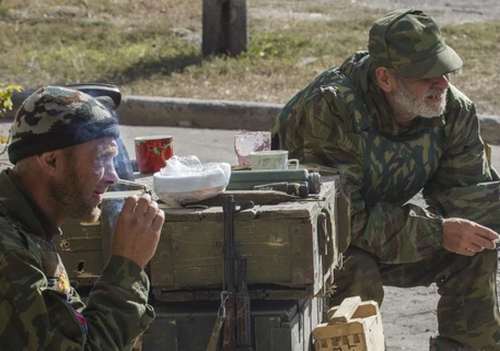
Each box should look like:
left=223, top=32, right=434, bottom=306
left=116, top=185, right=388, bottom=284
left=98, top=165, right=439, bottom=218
left=222, top=196, right=254, bottom=351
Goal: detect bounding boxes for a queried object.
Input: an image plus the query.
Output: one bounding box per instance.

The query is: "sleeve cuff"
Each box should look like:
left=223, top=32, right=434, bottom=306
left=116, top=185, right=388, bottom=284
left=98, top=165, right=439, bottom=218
left=99, top=255, right=150, bottom=304
left=421, top=216, right=445, bottom=252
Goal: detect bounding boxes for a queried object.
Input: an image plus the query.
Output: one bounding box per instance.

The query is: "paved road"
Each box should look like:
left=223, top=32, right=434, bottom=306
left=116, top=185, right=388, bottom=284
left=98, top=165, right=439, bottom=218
left=3, top=122, right=500, bottom=167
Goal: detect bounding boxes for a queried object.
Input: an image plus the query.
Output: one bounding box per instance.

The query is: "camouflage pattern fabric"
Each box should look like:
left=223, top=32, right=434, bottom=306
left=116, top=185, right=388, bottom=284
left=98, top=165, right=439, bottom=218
left=331, top=247, right=500, bottom=351
left=271, top=51, right=500, bottom=349
left=8, top=86, right=120, bottom=164
left=0, top=169, right=154, bottom=350
left=368, top=8, right=463, bottom=79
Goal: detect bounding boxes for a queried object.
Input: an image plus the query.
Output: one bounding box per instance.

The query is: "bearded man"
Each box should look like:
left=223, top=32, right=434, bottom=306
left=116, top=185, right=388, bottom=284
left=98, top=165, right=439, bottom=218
left=271, top=8, right=500, bottom=351
left=0, top=86, right=164, bottom=350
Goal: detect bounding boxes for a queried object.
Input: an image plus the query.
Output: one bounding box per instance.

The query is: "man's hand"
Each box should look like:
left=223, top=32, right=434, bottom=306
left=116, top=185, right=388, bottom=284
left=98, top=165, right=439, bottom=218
left=442, top=218, right=499, bottom=257
left=111, top=194, right=165, bottom=268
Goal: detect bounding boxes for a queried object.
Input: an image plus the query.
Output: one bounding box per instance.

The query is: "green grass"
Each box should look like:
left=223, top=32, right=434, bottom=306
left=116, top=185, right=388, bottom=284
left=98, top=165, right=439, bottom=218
left=0, top=0, right=499, bottom=115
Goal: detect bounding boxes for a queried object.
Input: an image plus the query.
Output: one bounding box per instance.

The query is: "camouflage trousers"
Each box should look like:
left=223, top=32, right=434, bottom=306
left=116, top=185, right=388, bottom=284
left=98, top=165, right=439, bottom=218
left=329, top=246, right=500, bottom=350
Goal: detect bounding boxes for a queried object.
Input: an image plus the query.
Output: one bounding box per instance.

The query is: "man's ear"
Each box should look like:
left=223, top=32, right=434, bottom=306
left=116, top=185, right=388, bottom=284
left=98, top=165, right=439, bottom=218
left=35, top=151, right=59, bottom=175
left=375, top=67, right=397, bottom=93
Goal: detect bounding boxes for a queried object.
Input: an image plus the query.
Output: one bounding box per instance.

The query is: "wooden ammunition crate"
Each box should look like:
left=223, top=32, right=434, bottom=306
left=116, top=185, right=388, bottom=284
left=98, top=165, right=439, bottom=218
left=55, top=177, right=348, bottom=301
left=150, top=178, right=343, bottom=301
left=142, top=298, right=325, bottom=351
left=312, top=297, right=385, bottom=351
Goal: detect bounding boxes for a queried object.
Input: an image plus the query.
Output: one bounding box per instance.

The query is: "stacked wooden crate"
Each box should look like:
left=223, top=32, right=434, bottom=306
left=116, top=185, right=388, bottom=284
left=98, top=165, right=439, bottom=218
left=144, top=177, right=344, bottom=349
left=56, top=176, right=348, bottom=350
left=149, top=177, right=342, bottom=301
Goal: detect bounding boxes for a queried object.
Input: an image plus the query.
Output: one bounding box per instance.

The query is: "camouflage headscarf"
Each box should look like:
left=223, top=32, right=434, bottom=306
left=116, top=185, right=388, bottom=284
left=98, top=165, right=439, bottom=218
left=8, top=86, right=120, bottom=164
left=368, top=8, right=463, bottom=79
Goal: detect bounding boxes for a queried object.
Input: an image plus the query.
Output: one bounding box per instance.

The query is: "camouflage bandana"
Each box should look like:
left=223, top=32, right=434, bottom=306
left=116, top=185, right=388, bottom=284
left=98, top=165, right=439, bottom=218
left=368, top=8, right=463, bottom=79
left=8, top=86, right=120, bottom=164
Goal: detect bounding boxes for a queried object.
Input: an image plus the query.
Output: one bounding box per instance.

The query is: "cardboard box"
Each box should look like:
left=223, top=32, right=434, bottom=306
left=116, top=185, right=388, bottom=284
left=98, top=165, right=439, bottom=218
left=312, top=296, right=385, bottom=351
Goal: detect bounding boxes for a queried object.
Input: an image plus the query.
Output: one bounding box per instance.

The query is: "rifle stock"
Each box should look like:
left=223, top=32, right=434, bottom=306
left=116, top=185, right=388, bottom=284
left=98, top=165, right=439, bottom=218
left=236, top=256, right=252, bottom=350
left=221, top=296, right=236, bottom=351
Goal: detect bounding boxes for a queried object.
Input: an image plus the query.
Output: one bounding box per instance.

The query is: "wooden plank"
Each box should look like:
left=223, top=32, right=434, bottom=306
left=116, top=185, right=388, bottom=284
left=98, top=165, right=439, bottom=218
left=329, top=296, right=361, bottom=324
left=290, top=220, right=314, bottom=286
left=160, top=202, right=322, bottom=222
left=198, top=190, right=298, bottom=206
left=352, top=302, right=379, bottom=319
left=312, top=321, right=364, bottom=340
left=142, top=319, right=179, bottom=351
left=58, top=220, right=105, bottom=283
left=149, top=223, right=175, bottom=287
left=249, top=288, right=313, bottom=300
left=157, top=179, right=338, bottom=222
left=336, top=186, right=351, bottom=254
left=271, top=328, right=294, bottom=351
left=152, top=219, right=316, bottom=289
left=255, top=316, right=281, bottom=351
left=327, top=300, right=379, bottom=322
left=153, top=287, right=314, bottom=302
left=57, top=233, right=102, bottom=253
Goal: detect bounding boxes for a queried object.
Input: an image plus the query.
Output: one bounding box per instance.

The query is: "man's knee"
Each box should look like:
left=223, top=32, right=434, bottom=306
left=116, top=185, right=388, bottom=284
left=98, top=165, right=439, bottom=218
left=329, top=247, right=384, bottom=306
left=477, top=248, right=498, bottom=270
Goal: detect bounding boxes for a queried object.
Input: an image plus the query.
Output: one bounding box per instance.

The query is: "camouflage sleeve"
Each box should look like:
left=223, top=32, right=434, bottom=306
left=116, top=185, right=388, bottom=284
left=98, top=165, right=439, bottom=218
left=0, top=249, right=154, bottom=350
left=423, top=86, right=500, bottom=232
left=278, top=89, right=443, bottom=264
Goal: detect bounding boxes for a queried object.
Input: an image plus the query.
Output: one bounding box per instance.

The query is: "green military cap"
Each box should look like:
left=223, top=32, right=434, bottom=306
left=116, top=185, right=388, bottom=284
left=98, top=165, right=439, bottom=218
left=368, top=8, right=463, bottom=79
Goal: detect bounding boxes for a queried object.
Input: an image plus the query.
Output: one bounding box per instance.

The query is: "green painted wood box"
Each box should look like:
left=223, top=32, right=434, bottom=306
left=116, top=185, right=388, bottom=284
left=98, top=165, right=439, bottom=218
left=142, top=298, right=325, bottom=351
left=54, top=177, right=349, bottom=301
left=150, top=178, right=343, bottom=301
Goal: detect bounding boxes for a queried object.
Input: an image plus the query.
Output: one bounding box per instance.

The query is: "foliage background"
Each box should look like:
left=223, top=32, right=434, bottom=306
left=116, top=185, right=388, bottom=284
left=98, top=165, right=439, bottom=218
left=0, top=0, right=498, bottom=115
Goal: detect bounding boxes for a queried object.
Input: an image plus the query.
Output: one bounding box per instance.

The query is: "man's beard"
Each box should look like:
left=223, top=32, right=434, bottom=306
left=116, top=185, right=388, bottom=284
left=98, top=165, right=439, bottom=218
left=49, top=161, right=101, bottom=223
left=391, top=78, right=447, bottom=122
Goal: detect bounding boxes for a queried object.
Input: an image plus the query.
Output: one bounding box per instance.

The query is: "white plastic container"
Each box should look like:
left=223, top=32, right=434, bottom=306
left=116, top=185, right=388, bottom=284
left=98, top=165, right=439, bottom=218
left=153, top=155, right=231, bottom=206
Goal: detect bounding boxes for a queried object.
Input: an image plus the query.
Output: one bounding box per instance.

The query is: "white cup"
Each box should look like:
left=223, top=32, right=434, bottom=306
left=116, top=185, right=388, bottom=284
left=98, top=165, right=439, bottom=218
left=249, top=150, right=299, bottom=170
left=234, top=131, right=271, bottom=166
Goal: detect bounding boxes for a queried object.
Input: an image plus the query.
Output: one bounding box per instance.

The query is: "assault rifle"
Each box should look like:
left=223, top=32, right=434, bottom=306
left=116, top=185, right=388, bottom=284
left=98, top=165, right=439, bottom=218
left=221, top=195, right=254, bottom=351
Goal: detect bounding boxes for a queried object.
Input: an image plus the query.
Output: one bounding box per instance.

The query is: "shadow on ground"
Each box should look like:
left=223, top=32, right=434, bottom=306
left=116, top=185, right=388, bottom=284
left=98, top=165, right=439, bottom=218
left=101, top=52, right=203, bottom=86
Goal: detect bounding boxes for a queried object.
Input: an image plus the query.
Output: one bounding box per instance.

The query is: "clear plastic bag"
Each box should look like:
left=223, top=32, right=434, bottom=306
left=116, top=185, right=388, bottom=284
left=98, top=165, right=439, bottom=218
left=153, top=155, right=231, bottom=206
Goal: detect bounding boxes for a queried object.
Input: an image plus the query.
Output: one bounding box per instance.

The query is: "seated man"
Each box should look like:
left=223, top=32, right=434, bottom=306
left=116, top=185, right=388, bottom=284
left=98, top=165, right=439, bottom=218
left=0, top=86, right=165, bottom=350
left=271, top=8, right=500, bottom=351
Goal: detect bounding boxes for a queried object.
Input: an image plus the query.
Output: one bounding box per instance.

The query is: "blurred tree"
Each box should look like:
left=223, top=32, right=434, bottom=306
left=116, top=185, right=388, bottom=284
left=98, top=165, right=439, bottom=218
left=0, top=82, right=22, bottom=146
left=0, top=82, right=22, bottom=118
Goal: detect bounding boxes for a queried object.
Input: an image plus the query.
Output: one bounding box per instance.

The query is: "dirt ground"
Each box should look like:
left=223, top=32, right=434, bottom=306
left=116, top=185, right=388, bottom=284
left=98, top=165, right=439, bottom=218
left=256, top=0, right=500, bottom=25
left=359, top=0, right=500, bottom=24
left=325, top=1, right=500, bottom=350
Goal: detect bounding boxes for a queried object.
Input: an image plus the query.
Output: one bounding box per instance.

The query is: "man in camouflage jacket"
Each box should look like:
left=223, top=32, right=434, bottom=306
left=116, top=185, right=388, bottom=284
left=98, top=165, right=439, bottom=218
left=272, top=8, right=500, bottom=350
left=0, top=86, right=165, bottom=350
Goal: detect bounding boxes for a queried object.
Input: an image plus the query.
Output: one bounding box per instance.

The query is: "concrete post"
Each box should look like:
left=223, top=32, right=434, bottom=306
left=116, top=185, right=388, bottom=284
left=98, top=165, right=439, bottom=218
left=202, top=0, right=248, bottom=57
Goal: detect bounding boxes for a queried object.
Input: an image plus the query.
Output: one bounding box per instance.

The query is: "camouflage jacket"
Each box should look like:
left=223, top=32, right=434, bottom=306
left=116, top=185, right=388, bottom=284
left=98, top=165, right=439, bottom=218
left=272, top=51, right=500, bottom=264
left=0, top=169, right=154, bottom=350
